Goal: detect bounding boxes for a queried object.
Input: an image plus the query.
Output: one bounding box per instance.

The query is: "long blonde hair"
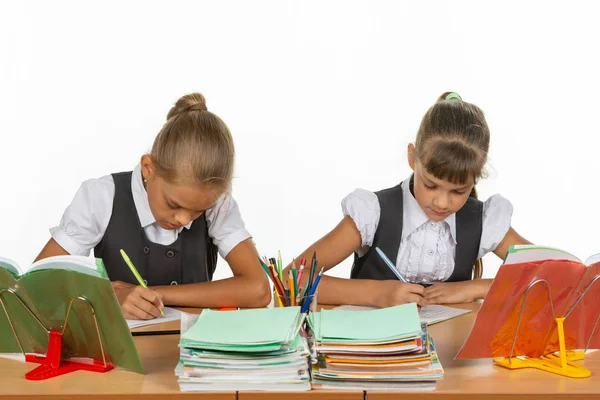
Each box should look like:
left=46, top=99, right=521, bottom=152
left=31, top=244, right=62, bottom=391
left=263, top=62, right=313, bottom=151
left=415, top=92, right=490, bottom=279
left=150, top=93, right=235, bottom=193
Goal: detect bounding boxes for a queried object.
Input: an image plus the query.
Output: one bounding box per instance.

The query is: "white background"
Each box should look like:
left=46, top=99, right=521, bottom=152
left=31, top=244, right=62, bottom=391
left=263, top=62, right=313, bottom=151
left=1, top=1, right=599, bottom=280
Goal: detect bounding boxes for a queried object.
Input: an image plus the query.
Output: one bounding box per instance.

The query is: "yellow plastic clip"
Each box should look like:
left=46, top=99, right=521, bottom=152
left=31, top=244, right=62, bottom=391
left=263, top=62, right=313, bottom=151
left=494, top=318, right=590, bottom=378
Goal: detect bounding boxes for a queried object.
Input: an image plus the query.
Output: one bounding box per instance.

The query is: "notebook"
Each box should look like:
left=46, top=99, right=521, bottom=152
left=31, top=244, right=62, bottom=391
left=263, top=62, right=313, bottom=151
left=317, top=304, right=422, bottom=343
left=457, top=244, right=600, bottom=359
left=181, top=307, right=302, bottom=349
left=309, top=304, right=444, bottom=390
left=0, top=255, right=143, bottom=373
left=177, top=306, right=310, bottom=391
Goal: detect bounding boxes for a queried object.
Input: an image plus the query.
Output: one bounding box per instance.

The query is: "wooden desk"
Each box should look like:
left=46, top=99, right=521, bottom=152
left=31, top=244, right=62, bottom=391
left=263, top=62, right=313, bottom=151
left=0, top=316, right=234, bottom=400
left=368, top=303, right=600, bottom=400
left=238, top=303, right=600, bottom=400
left=2, top=304, right=600, bottom=399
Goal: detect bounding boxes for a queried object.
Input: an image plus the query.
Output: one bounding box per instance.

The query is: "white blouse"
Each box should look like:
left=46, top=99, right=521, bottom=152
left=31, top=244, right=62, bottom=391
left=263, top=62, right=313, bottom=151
left=50, top=164, right=252, bottom=259
left=341, top=177, right=513, bottom=284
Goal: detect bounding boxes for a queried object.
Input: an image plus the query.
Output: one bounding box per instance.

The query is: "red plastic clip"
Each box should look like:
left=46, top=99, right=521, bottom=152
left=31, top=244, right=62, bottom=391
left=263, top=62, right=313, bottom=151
left=24, top=330, right=114, bottom=380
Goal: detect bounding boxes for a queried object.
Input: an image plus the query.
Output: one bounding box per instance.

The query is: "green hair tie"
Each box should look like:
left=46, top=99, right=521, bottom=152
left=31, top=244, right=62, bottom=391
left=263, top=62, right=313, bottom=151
left=445, top=92, right=462, bottom=100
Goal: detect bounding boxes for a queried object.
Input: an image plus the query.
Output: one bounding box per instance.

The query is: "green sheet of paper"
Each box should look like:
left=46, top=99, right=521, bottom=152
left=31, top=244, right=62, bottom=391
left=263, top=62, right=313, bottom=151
left=318, top=303, right=422, bottom=342
left=182, top=306, right=301, bottom=346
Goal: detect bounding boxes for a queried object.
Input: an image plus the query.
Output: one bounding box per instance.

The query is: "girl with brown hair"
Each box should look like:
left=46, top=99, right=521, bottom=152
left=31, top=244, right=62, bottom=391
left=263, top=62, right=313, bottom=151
left=288, top=92, right=531, bottom=307
left=35, top=93, right=270, bottom=319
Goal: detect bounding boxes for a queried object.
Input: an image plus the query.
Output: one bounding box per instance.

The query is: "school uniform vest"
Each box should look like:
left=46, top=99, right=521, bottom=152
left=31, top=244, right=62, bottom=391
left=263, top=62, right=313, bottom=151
left=350, top=180, right=483, bottom=283
left=94, top=172, right=218, bottom=286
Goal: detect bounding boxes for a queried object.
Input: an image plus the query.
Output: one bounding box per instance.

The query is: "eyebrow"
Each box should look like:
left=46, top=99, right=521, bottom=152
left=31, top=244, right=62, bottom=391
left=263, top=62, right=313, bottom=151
left=166, top=196, right=206, bottom=213
left=422, top=175, right=472, bottom=191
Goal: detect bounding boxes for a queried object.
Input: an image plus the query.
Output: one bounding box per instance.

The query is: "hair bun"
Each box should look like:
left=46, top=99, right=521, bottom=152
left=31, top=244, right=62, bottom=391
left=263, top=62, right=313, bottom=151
left=167, top=92, right=208, bottom=120
left=185, top=102, right=207, bottom=112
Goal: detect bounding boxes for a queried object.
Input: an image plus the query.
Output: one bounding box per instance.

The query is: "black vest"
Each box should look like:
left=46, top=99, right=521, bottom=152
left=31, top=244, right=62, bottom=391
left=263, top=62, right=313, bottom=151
left=350, top=181, right=483, bottom=283
left=94, top=172, right=218, bottom=286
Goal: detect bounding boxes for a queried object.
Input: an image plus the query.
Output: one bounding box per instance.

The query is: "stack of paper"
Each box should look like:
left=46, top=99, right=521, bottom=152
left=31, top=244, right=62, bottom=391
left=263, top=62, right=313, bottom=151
left=308, top=303, right=444, bottom=391
left=175, top=307, right=311, bottom=392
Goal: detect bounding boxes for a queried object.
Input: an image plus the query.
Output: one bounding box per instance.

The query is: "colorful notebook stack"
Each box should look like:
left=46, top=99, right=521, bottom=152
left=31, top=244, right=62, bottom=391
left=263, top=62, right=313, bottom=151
left=175, top=306, right=311, bottom=392
left=308, top=303, right=444, bottom=391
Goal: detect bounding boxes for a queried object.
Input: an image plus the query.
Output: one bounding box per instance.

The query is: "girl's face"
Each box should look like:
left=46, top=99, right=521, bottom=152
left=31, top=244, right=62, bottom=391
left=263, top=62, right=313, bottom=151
left=141, top=156, right=220, bottom=230
left=408, top=145, right=474, bottom=222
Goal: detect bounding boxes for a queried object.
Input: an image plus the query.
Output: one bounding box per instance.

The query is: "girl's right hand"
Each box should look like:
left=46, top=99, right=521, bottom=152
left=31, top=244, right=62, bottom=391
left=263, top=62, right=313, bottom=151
left=111, top=281, right=165, bottom=320
left=376, top=280, right=426, bottom=308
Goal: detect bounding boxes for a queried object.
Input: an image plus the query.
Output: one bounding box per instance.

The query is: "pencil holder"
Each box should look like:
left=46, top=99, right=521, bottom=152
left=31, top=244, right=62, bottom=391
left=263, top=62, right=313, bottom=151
left=273, top=290, right=318, bottom=313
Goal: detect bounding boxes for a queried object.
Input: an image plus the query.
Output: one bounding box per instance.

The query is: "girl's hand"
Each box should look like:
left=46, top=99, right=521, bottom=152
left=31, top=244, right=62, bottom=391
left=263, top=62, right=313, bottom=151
left=376, top=280, right=426, bottom=308
left=111, top=281, right=164, bottom=320
left=423, top=280, right=490, bottom=305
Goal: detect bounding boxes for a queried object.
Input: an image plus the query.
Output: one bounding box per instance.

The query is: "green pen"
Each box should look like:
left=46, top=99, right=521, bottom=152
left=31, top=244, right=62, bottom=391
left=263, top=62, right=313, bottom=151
left=119, top=249, right=165, bottom=317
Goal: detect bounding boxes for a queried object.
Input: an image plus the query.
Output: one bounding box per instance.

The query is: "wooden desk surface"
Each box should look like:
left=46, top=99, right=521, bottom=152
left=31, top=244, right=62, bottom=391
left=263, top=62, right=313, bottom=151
left=2, top=303, right=600, bottom=399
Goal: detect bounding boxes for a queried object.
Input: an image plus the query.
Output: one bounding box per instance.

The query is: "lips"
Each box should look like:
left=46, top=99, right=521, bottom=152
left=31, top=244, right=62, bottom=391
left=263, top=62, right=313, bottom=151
left=431, top=209, right=449, bottom=216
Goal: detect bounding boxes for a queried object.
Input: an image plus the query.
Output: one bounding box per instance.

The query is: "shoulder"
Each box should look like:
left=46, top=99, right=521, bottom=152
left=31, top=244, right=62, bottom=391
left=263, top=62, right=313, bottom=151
left=342, top=188, right=380, bottom=215
left=206, top=191, right=241, bottom=218
left=49, top=174, right=116, bottom=256
left=476, top=194, right=514, bottom=258
left=204, top=191, right=251, bottom=258
left=482, top=194, right=513, bottom=221
left=343, top=188, right=378, bottom=204
left=341, top=188, right=381, bottom=248
left=75, top=174, right=115, bottom=204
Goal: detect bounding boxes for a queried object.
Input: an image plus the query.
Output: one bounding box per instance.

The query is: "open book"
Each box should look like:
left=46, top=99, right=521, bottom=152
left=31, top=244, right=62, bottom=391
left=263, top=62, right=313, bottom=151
left=503, top=244, right=600, bottom=266
left=457, top=245, right=600, bottom=359
left=0, top=255, right=143, bottom=373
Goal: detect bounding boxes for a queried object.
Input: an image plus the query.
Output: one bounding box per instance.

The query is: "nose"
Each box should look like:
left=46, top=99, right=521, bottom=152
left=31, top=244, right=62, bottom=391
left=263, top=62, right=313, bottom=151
left=174, top=210, right=193, bottom=226
left=433, top=192, right=450, bottom=210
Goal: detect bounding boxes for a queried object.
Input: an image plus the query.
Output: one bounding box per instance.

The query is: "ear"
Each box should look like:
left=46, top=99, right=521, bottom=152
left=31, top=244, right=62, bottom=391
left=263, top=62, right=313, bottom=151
left=140, top=154, right=155, bottom=181
left=407, top=143, right=416, bottom=171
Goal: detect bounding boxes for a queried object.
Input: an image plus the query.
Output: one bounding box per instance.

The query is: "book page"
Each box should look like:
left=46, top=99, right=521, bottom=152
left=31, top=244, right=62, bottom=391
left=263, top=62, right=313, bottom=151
left=504, top=245, right=581, bottom=265
left=27, top=255, right=102, bottom=277
left=0, top=256, right=21, bottom=277
left=584, top=253, right=600, bottom=266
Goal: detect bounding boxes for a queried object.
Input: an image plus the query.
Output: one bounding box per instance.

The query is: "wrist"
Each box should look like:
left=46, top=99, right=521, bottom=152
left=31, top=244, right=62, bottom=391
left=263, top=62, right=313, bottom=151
left=372, top=280, right=393, bottom=307
left=472, top=279, right=492, bottom=301
left=150, top=285, right=170, bottom=303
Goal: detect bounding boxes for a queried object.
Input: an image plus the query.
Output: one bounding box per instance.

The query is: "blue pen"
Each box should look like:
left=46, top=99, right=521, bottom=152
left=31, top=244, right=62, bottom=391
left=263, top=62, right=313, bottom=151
left=375, top=247, right=408, bottom=283
left=301, top=267, right=324, bottom=313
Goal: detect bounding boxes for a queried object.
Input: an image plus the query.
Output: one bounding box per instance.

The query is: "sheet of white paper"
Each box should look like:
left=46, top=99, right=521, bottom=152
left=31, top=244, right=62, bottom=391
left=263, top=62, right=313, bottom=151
left=418, top=305, right=471, bottom=325
left=127, top=306, right=182, bottom=329
left=333, top=304, right=471, bottom=325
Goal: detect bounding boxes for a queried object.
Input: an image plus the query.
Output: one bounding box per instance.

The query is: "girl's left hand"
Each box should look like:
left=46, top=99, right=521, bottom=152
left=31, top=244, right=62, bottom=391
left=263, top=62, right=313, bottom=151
left=423, top=280, right=489, bottom=305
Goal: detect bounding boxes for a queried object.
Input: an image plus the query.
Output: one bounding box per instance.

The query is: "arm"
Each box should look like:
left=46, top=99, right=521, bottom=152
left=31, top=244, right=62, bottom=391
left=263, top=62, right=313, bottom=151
left=492, top=227, right=531, bottom=259
left=424, top=226, right=532, bottom=304
left=152, top=238, right=271, bottom=308
left=34, top=238, right=70, bottom=262
left=284, top=216, right=425, bottom=307
left=35, top=238, right=164, bottom=319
